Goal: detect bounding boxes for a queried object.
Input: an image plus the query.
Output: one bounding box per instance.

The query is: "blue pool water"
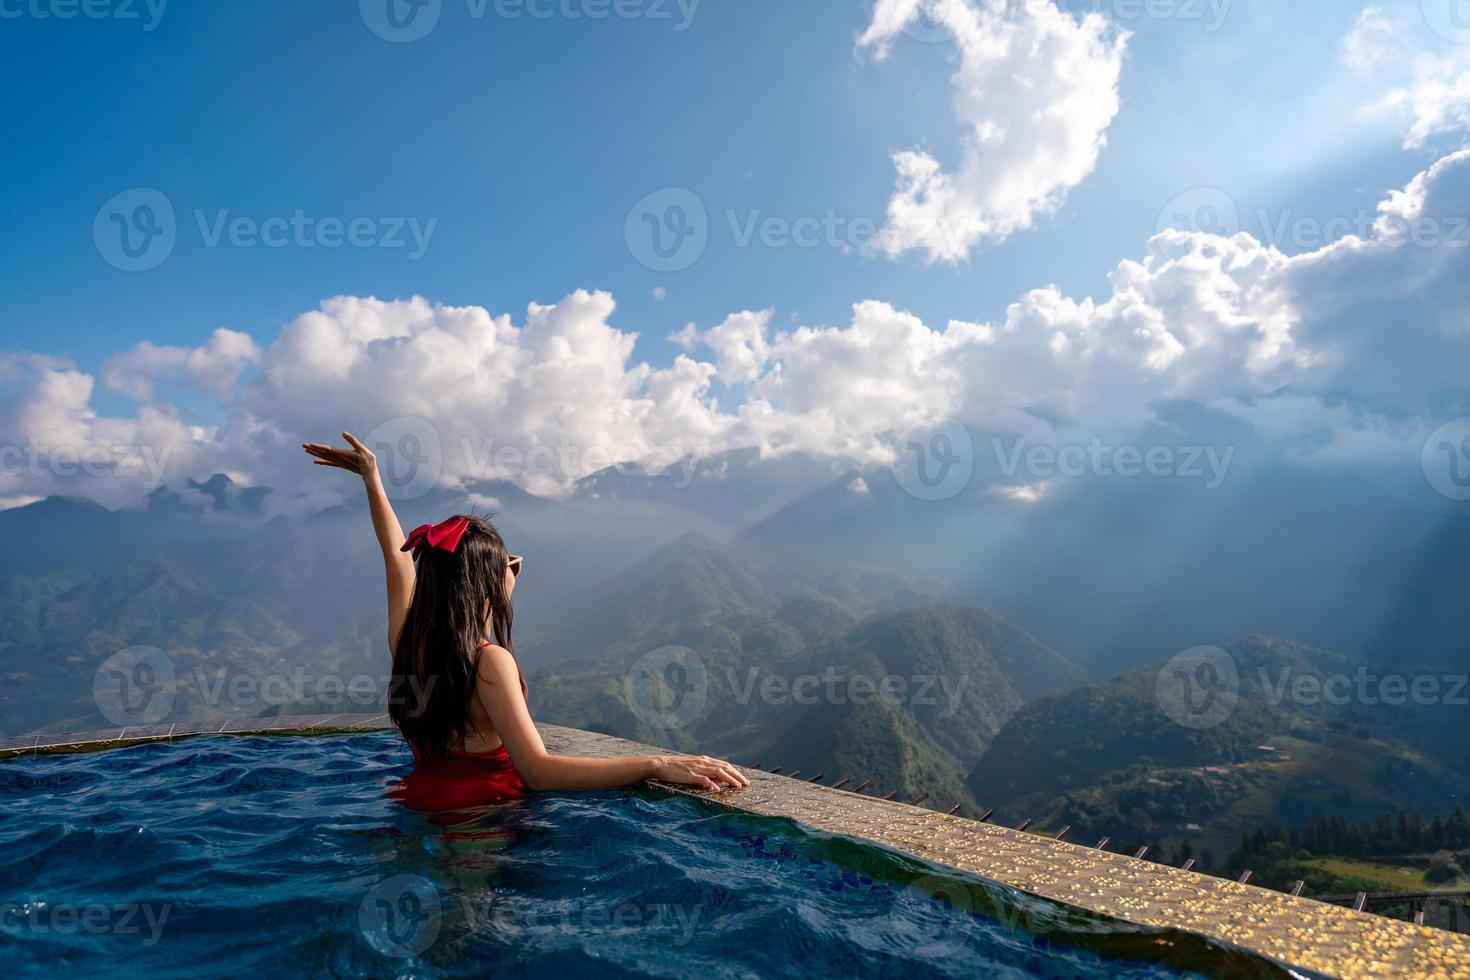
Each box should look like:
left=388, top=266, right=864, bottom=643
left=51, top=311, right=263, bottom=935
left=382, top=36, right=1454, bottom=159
left=0, top=733, right=1284, bottom=978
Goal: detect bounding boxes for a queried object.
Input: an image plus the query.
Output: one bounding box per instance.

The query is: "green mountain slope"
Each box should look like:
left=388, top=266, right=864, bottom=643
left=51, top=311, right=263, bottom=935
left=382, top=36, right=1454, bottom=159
left=965, top=636, right=1470, bottom=865
left=532, top=602, right=1085, bottom=813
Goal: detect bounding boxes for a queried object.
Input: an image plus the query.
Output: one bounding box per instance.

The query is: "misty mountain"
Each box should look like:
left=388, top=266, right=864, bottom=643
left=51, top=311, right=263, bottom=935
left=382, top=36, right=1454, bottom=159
left=572, top=447, right=850, bottom=529
left=742, top=439, right=1470, bottom=677
left=526, top=530, right=948, bottom=663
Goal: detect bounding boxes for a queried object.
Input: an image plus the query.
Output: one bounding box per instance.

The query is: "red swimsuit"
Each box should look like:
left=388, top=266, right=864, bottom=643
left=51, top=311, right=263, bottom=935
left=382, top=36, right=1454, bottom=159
left=390, top=740, right=529, bottom=813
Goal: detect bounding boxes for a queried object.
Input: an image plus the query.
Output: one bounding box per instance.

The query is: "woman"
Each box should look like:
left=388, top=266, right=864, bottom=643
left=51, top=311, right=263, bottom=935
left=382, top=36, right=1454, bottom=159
left=303, top=432, right=748, bottom=811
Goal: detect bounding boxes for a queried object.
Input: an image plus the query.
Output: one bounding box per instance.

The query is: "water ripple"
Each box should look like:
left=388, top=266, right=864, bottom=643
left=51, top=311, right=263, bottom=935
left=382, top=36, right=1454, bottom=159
left=0, top=733, right=1285, bottom=979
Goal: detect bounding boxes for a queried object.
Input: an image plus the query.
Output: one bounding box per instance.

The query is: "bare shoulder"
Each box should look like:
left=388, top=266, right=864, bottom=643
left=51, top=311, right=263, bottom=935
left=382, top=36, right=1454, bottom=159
left=474, top=644, right=519, bottom=686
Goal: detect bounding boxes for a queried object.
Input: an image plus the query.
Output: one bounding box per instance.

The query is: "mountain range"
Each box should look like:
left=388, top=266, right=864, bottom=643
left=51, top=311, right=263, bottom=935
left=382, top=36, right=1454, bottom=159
left=2, top=450, right=1468, bottom=875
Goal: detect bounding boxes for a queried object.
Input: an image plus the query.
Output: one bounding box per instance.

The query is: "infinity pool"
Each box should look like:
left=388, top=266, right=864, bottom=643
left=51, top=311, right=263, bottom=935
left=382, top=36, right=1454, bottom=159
left=0, top=733, right=1284, bottom=978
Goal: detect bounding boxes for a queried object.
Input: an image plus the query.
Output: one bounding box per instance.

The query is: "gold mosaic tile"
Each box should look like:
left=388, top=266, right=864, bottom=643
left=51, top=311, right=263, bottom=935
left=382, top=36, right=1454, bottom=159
left=537, top=725, right=1470, bottom=979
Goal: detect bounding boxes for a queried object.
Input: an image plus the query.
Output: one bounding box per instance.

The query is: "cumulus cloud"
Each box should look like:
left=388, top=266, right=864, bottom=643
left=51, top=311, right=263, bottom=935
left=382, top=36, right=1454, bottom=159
left=957, top=148, right=1470, bottom=464
left=127, top=288, right=975, bottom=499
left=740, top=301, right=989, bottom=458
left=103, top=328, right=262, bottom=401
left=858, top=0, right=1127, bottom=262
left=5, top=148, right=1470, bottom=508
left=0, top=355, right=225, bottom=508
left=670, top=310, right=773, bottom=385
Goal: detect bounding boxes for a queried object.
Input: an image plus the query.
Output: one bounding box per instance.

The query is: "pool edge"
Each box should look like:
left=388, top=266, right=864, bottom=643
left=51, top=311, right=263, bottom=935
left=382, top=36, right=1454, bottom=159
left=5, top=715, right=1468, bottom=978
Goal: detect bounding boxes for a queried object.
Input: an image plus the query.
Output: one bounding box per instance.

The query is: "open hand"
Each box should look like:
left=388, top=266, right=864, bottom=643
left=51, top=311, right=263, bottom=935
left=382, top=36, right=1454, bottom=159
left=651, top=755, right=750, bottom=791
left=303, top=432, right=378, bottom=480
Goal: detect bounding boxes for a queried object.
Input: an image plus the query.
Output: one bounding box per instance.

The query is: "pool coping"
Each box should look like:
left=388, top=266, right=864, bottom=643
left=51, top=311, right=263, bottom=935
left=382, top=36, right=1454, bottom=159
left=5, top=714, right=1468, bottom=978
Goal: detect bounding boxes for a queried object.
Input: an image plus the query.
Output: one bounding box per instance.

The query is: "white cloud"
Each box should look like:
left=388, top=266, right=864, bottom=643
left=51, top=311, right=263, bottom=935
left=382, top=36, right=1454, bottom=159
left=1343, top=6, right=1470, bottom=150
left=953, top=147, right=1470, bottom=463
left=858, top=0, right=1127, bottom=262
left=1383, top=62, right=1470, bottom=149
left=0, top=357, right=224, bottom=508
left=103, top=328, right=262, bottom=401
left=671, top=309, right=773, bottom=384
left=1341, top=6, right=1402, bottom=77
left=5, top=147, right=1470, bottom=509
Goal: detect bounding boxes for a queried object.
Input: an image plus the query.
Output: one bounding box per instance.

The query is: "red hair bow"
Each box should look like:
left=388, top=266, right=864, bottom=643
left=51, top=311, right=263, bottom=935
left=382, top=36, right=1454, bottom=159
left=401, top=517, right=471, bottom=556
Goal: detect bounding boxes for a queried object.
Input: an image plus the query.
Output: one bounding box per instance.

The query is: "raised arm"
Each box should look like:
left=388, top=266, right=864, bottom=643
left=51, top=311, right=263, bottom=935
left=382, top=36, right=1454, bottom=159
left=472, top=645, right=748, bottom=792
left=303, top=432, right=416, bottom=649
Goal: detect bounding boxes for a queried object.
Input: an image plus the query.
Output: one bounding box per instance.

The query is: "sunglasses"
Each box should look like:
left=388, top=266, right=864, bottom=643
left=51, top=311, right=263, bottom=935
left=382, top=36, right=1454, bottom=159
left=508, top=555, right=524, bottom=577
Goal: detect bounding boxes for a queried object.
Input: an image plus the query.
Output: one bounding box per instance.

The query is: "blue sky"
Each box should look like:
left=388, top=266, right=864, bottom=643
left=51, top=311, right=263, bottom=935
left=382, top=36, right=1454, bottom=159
left=2, top=0, right=1468, bottom=508
left=0, top=0, right=1427, bottom=367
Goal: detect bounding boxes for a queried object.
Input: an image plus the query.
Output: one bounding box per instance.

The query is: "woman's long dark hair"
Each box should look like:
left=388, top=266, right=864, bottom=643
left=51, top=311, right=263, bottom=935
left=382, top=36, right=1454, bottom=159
left=389, top=515, right=525, bottom=758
